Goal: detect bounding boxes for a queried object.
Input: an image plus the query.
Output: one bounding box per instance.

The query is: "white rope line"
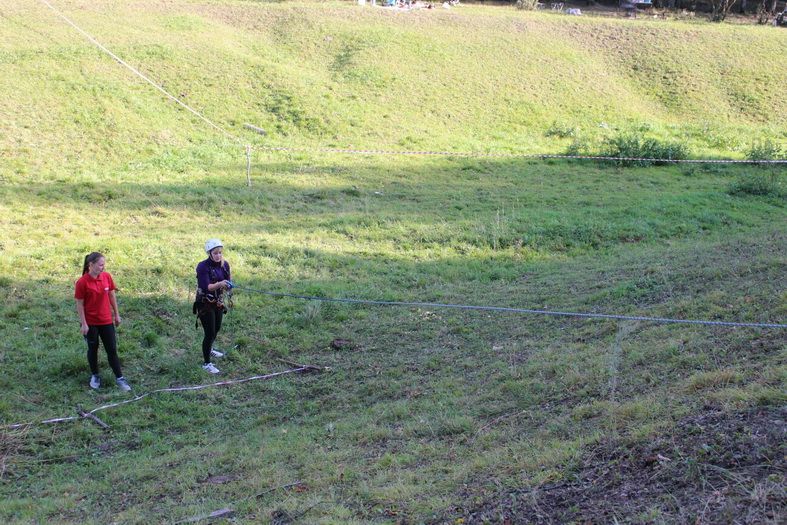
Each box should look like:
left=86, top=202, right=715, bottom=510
left=236, top=285, right=787, bottom=329
left=254, top=145, right=787, bottom=164
left=3, top=367, right=309, bottom=430
left=38, top=0, right=240, bottom=143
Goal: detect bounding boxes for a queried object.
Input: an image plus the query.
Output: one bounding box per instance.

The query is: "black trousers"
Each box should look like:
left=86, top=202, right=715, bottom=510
left=85, top=324, right=123, bottom=378
left=199, top=306, right=223, bottom=364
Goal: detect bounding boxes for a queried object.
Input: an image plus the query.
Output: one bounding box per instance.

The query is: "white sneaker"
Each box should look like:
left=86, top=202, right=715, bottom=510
left=202, top=363, right=220, bottom=374
left=116, top=377, right=132, bottom=392
left=210, top=348, right=224, bottom=358
left=89, top=375, right=101, bottom=390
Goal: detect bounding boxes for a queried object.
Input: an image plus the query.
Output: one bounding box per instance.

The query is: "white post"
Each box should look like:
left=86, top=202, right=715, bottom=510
left=245, top=145, right=252, bottom=187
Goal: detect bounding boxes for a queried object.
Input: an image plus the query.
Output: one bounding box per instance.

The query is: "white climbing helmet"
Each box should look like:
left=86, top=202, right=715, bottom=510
left=204, top=238, right=223, bottom=254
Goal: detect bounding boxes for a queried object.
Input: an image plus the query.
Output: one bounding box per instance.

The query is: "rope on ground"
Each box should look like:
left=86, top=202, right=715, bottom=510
left=234, top=285, right=787, bottom=329
left=3, top=366, right=324, bottom=430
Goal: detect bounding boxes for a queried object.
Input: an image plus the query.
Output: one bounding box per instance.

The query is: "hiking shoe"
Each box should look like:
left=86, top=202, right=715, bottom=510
left=202, top=363, right=220, bottom=374
left=89, top=375, right=101, bottom=390
left=210, top=348, right=225, bottom=358
left=116, top=377, right=132, bottom=392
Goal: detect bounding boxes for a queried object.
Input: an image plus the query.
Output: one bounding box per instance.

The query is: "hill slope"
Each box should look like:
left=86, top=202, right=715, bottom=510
left=1, top=0, right=786, bottom=181
left=0, top=1, right=785, bottom=523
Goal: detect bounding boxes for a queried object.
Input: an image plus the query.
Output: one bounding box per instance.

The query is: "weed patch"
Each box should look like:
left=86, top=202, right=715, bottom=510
left=453, top=407, right=786, bottom=523
left=728, top=171, right=786, bottom=198
left=602, top=133, right=690, bottom=166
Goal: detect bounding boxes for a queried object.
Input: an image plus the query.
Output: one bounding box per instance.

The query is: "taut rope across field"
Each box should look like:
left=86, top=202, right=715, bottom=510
left=232, top=284, right=787, bottom=329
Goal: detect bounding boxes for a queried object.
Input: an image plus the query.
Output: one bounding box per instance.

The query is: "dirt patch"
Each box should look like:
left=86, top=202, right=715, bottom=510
left=199, top=473, right=239, bottom=485
left=448, top=406, right=785, bottom=523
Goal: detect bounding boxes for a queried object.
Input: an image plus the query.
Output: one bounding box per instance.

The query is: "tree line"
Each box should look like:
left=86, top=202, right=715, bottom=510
left=511, top=0, right=786, bottom=23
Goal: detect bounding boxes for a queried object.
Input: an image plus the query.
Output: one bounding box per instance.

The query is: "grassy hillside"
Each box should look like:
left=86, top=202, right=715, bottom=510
left=1, top=0, right=786, bottom=182
left=1, top=1, right=785, bottom=523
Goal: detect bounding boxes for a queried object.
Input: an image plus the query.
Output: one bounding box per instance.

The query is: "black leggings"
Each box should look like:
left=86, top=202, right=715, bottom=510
left=199, top=307, right=223, bottom=364
left=85, top=324, right=123, bottom=378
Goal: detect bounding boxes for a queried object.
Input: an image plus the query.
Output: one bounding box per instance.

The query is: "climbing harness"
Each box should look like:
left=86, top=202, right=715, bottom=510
left=193, top=262, right=233, bottom=328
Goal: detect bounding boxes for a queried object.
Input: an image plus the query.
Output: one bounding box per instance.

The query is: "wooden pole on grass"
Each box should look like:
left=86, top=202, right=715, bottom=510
left=76, top=406, right=110, bottom=430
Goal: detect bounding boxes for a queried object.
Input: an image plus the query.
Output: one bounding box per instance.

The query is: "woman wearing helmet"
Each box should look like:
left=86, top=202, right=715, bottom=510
left=195, top=239, right=232, bottom=374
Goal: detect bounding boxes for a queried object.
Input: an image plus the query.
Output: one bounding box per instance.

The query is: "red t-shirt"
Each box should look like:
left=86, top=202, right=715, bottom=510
left=74, top=272, right=117, bottom=325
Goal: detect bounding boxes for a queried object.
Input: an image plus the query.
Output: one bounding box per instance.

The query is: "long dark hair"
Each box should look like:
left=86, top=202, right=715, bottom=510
left=82, top=252, right=104, bottom=275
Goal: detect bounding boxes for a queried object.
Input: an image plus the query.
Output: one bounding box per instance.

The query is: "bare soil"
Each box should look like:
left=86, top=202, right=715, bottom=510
left=447, top=406, right=786, bottom=524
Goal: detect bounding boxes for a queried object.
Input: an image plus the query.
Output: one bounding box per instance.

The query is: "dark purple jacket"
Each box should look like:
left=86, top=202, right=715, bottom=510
left=196, top=258, right=231, bottom=297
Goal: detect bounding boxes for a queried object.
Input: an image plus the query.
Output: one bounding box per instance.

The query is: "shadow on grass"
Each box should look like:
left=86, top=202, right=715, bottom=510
left=3, top=158, right=781, bottom=259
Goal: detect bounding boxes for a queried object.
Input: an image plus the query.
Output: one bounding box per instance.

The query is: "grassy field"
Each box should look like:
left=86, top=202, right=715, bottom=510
left=1, top=1, right=785, bottom=523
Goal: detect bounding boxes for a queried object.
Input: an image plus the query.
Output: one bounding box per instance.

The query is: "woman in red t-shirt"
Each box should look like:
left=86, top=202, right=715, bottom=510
left=74, top=252, right=131, bottom=391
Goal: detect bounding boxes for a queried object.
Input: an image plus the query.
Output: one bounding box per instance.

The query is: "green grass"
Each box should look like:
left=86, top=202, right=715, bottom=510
left=2, top=0, right=785, bottom=179
left=1, top=1, right=785, bottom=523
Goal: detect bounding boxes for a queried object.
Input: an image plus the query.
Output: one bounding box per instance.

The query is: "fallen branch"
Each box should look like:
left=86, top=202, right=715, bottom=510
left=255, top=480, right=304, bottom=499
left=275, top=358, right=329, bottom=373
left=4, top=367, right=319, bottom=430
left=174, top=508, right=234, bottom=524
left=76, top=406, right=110, bottom=430
left=466, top=409, right=531, bottom=442
left=244, top=123, right=266, bottom=135
left=533, top=481, right=568, bottom=492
